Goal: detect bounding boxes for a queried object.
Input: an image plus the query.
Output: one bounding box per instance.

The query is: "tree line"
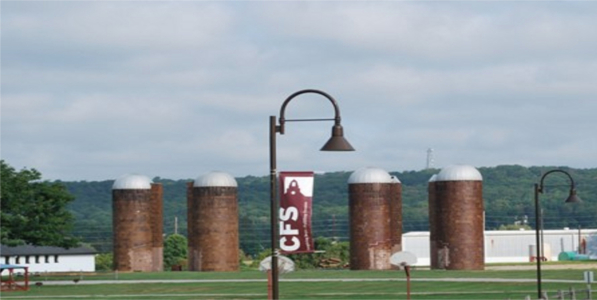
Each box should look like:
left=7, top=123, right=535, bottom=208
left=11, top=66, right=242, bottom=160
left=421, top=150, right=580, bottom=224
left=2, top=160, right=596, bottom=257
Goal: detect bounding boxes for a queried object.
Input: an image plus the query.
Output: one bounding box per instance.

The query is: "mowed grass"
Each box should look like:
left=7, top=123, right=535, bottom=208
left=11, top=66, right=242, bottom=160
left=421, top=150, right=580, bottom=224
left=2, top=264, right=596, bottom=300
left=3, top=281, right=588, bottom=300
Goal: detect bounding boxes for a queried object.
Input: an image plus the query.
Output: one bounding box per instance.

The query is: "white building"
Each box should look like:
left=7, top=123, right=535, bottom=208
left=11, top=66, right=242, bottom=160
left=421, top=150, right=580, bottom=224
left=403, top=229, right=597, bottom=266
left=0, top=244, right=96, bottom=273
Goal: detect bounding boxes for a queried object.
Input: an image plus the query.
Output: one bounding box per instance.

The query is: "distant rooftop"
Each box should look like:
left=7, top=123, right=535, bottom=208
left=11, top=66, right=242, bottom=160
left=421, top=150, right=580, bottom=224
left=0, top=244, right=96, bottom=256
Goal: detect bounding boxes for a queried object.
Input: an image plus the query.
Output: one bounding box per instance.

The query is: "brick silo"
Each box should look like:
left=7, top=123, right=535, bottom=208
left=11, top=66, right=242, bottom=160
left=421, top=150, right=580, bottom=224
left=433, top=165, right=484, bottom=270
left=428, top=174, right=440, bottom=269
left=186, top=181, right=194, bottom=269
left=187, top=171, right=239, bottom=271
left=150, top=183, right=164, bottom=271
left=389, top=175, right=403, bottom=255
left=112, top=174, right=163, bottom=272
left=348, top=167, right=401, bottom=270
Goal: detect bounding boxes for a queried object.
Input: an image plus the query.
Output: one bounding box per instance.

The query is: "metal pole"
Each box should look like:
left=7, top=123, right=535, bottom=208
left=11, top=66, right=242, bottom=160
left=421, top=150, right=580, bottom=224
left=269, top=115, right=279, bottom=300
left=533, top=168, right=581, bottom=300
left=534, top=183, right=543, bottom=299
left=578, top=225, right=582, bottom=254
left=405, top=265, right=411, bottom=300
left=540, top=208, right=544, bottom=260
left=267, top=269, right=273, bottom=300
left=268, top=89, right=353, bottom=298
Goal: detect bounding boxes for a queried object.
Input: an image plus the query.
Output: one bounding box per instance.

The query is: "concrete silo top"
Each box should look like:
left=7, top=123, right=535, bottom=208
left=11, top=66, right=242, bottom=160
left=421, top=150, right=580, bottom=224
left=348, top=167, right=394, bottom=184
left=194, top=171, right=238, bottom=187
left=428, top=174, right=437, bottom=182
left=112, top=174, right=153, bottom=190
left=436, top=165, right=482, bottom=181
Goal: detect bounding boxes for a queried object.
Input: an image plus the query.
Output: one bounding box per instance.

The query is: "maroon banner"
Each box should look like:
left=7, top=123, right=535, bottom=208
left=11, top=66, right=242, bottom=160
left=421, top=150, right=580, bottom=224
left=279, top=171, right=314, bottom=254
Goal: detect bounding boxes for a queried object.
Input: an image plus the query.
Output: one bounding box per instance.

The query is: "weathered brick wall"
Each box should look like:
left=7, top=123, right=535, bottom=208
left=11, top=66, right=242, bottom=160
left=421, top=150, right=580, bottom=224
left=389, top=182, right=403, bottom=254
left=349, top=183, right=396, bottom=270
left=433, top=180, right=484, bottom=270
left=186, top=182, right=195, bottom=270
left=112, top=189, right=154, bottom=272
left=150, top=183, right=164, bottom=271
left=428, top=181, right=439, bottom=269
left=188, top=186, right=239, bottom=272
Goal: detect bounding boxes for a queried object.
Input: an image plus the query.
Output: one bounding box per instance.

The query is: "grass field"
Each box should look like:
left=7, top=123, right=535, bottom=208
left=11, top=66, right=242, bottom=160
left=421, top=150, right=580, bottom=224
left=2, top=264, right=596, bottom=300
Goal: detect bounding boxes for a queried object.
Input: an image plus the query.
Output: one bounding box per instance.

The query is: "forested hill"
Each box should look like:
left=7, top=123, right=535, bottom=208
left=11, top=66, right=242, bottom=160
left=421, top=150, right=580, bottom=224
left=62, top=165, right=597, bottom=255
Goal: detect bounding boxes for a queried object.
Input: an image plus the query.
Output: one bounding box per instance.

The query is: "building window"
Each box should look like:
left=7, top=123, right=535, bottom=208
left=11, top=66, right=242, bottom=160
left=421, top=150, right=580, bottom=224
left=45, top=255, right=50, bottom=263
left=25, top=256, right=30, bottom=264
left=35, top=255, right=40, bottom=264
left=15, top=256, right=20, bottom=264
left=54, top=255, right=59, bottom=263
left=3, top=256, right=8, bottom=264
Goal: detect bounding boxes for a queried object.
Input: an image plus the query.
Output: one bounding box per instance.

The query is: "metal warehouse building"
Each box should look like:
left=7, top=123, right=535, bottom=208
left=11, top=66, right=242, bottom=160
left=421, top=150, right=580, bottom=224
left=402, top=229, right=597, bottom=266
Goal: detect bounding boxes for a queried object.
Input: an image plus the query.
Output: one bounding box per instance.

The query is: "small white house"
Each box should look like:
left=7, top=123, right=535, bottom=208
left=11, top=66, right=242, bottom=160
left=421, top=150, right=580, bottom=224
left=0, top=244, right=96, bottom=273
left=403, top=229, right=597, bottom=266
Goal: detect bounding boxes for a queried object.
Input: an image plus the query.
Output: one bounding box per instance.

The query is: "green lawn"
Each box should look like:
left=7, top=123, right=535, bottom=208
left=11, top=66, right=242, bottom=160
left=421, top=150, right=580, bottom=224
left=2, top=280, right=591, bottom=300
left=2, top=264, right=596, bottom=300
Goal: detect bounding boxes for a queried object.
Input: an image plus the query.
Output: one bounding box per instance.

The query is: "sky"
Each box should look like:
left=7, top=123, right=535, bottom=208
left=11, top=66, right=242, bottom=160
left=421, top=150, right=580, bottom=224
left=1, top=1, right=596, bottom=181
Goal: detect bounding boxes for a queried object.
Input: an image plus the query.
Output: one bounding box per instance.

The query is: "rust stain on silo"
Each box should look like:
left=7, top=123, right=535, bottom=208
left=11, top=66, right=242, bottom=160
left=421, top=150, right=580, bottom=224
left=188, top=186, right=239, bottom=272
left=349, top=183, right=394, bottom=270
left=434, top=181, right=484, bottom=270
left=186, top=182, right=195, bottom=269
left=428, top=181, right=439, bottom=269
left=150, top=183, right=164, bottom=271
left=112, top=189, right=155, bottom=272
left=389, top=182, right=403, bottom=254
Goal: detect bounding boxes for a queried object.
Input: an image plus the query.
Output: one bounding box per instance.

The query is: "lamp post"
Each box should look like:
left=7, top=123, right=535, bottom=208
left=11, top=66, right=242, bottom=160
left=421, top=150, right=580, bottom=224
left=534, top=169, right=581, bottom=299
left=269, top=89, right=354, bottom=299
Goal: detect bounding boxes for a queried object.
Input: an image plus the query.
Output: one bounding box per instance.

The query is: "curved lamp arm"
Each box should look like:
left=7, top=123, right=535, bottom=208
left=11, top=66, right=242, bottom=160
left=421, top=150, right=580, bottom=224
left=268, top=89, right=354, bottom=299
left=278, top=89, right=342, bottom=134
left=537, top=170, right=580, bottom=203
left=275, top=89, right=354, bottom=151
left=533, top=168, right=582, bottom=299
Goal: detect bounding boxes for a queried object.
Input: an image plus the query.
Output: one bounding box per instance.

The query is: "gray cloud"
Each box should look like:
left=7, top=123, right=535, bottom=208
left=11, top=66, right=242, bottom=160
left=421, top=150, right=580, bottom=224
left=1, top=1, right=596, bottom=181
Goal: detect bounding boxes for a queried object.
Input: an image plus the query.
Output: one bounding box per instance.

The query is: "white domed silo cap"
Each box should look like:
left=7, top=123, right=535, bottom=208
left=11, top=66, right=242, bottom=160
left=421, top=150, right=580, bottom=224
left=112, top=174, right=153, bottom=190
left=348, top=167, right=393, bottom=184
left=436, top=165, right=482, bottom=181
left=194, top=171, right=238, bottom=187
left=428, top=174, right=438, bottom=182
left=390, top=175, right=401, bottom=183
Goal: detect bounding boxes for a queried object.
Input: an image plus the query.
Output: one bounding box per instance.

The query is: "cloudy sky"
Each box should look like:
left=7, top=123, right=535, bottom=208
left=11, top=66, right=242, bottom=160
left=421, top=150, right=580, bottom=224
left=2, top=1, right=596, bottom=181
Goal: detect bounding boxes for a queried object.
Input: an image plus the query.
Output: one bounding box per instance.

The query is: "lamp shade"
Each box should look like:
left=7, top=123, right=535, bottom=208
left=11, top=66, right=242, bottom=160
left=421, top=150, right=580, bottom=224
left=320, top=125, right=355, bottom=151
left=565, top=190, right=582, bottom=203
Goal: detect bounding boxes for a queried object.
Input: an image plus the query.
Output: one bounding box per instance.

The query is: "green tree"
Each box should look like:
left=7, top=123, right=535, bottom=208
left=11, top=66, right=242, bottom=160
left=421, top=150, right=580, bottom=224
left=0, top=160, right=79, bottom=248
left=286, top=237, right=350, bottom=269
left=163, top=234, right=187, bottom=270
left=95, top=253, right=113, bottom=271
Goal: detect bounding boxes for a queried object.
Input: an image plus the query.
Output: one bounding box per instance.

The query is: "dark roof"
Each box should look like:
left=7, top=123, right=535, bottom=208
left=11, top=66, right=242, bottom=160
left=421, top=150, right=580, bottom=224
left=0, top=264, right=28, bottom=271
left=0, top=244, right=96, bottom=256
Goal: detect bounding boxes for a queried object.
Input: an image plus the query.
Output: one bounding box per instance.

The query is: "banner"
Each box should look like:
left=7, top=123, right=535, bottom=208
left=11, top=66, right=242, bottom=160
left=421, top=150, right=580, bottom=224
left=279, top=171, right=314, bottom=254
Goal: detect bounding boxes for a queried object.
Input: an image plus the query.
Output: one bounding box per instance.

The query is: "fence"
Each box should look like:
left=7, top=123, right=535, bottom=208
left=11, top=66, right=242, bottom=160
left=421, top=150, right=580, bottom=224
left=520, top=286, right=593, bottom=300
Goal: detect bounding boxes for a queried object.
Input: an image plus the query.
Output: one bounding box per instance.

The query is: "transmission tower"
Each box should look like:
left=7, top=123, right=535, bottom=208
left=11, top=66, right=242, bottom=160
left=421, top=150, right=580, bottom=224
left=426, top=148, right=435, bottom=169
